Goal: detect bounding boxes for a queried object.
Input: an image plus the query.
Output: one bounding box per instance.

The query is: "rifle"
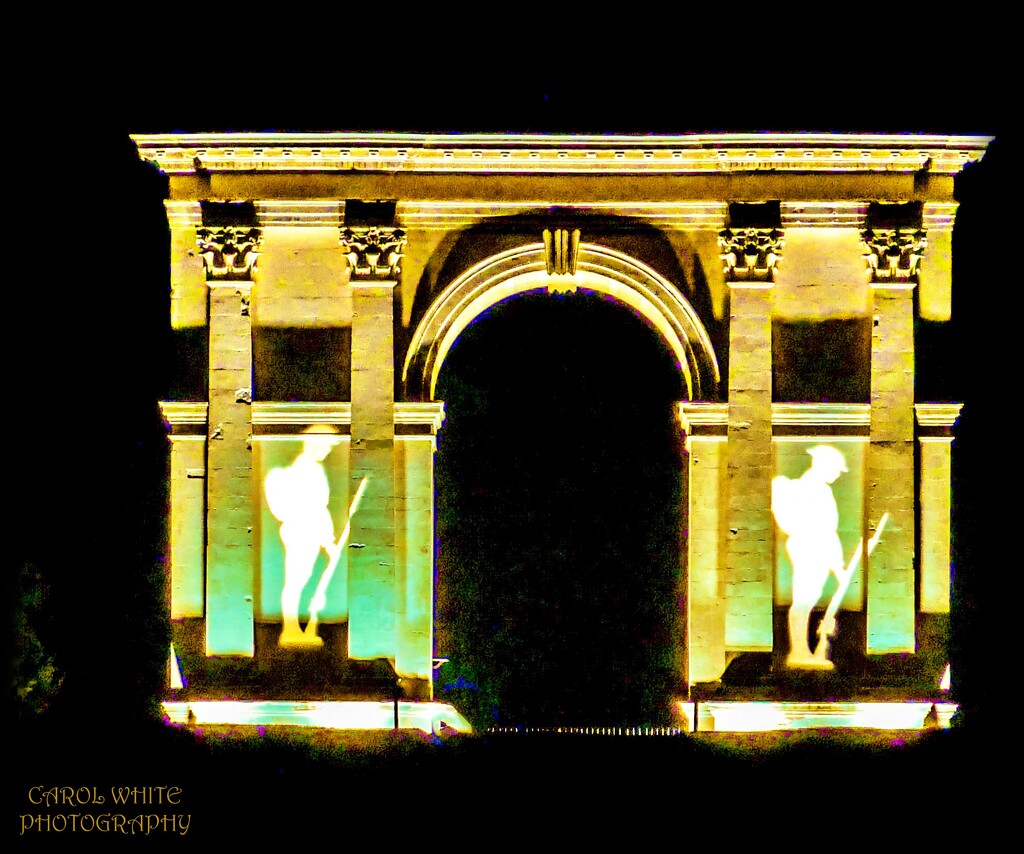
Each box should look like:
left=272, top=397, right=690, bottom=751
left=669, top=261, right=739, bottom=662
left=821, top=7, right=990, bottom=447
left=304, top=476, right=369, bottom=639
left=811, top=512, right=889, bottom=661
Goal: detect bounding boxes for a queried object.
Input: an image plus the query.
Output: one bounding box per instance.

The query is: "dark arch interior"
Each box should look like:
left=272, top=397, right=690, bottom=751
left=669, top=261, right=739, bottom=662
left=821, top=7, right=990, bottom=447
left=434, top=289, right=687, bottom=727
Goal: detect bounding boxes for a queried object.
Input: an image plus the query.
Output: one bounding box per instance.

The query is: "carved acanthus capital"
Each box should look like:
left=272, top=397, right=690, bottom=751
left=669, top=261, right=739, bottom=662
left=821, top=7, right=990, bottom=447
left=861, top=228, right=927, bottom=282
left=196, top=227, right=262, bottom=280
left=340, top=227, right=406, bottom=281
left=718, top=228, right=783, bottom=281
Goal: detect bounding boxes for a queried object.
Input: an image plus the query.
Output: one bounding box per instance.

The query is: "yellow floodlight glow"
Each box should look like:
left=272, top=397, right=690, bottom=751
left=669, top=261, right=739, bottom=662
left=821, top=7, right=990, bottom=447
left=674, top=702, right=696, bottom=732
left=940, top=664, right=951, bottom=691
left=162, top=701, right=473, bottom=734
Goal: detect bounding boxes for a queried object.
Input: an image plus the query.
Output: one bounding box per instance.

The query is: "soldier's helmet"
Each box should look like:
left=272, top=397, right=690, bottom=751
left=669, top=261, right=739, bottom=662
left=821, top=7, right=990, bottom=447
left=302, top=423, right=340, bottom=436
left=301, top=423, right=341, bottom=458
left=807, top=445, right=848, bottom=473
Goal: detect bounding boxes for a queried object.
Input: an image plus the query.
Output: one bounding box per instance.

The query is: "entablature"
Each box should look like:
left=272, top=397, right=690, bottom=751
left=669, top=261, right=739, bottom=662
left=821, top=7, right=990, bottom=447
left=162, top=198, right=963, bottom=234
left=678, top=402, right=963, bottom=437
left=160, top=401, right=447, bottom=435
left=133, top=133, right=990, bottom=177
left=915, top=402, right=963, bottom=438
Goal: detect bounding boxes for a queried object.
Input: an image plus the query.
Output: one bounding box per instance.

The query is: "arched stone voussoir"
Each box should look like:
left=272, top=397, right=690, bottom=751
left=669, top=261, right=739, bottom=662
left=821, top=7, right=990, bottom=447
left=402, top=242, right=721, bottom=402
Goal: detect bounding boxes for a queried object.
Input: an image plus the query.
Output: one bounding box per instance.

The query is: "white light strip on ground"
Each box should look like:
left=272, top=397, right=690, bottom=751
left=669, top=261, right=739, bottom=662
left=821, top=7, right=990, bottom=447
left=695, top=701, right=957, bottom=732
left=488, top=726, right=690, bottom=735
left=163, top=701, right=956, bottom=735
left=162, top=701, right=473, bottom=734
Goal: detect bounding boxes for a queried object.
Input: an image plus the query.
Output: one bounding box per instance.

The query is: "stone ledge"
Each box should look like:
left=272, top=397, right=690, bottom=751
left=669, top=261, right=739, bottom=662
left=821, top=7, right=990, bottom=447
left=134, top=133, right=991, bottom=176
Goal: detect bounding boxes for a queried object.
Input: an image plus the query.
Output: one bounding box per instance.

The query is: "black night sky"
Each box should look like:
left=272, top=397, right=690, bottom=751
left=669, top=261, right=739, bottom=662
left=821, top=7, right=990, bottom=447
left=7, top=49, right=1009, bottom=838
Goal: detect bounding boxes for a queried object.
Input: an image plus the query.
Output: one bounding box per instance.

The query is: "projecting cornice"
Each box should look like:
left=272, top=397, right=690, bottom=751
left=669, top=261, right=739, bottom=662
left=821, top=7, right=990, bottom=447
left=132, top=133, right=991, bottom=177
left=250, top=402, right=446, bottom=431
left=160, top=401, right=208, bottom=426
left=915, top=403, right=963, bottom=428
left=160, top=401, right=446, bottom=433
left=680, top=402, right=874, bottom=429
left=679, top=402, right=964, bottom=432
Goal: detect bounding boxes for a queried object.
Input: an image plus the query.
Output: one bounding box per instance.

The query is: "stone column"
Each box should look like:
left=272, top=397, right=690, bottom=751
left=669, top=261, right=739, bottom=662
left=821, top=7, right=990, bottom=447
left=159, top=403, right=208, bottom=620
left=720, top=226, right=782, bottom=652
left=863, top=225, right=924, bottom=653
left=919, top=438, right=952, bottom=613
left=681, top=404, right=729, bottom=684
left=340, top=225, right=406, bottom=663
left=198, top=225, right=261, bottom=656
left=915, top=404, right=961, bottom=616
left=394, top=403, right=445, bottom=699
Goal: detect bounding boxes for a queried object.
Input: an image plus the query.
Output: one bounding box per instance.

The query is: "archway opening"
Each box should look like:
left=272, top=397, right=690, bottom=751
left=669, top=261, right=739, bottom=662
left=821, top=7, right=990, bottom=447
left=434, top=288, right=686, bottom=728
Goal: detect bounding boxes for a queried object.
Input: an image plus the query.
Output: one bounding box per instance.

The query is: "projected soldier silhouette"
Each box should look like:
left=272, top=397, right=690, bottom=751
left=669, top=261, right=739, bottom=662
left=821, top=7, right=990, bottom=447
left=771, top=445, right=850, bottom=667
left=264, top=425, right=367, bottom=647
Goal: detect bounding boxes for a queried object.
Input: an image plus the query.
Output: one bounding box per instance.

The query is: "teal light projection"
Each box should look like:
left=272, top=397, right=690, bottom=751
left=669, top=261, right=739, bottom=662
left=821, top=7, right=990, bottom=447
left=772, top=443, right=869, bottom=667
left=260, top=426, right=361, bottom=645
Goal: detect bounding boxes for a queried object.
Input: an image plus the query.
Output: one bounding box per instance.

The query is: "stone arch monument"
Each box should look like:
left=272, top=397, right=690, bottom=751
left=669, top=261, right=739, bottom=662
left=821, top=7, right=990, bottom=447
left=136, top=133, right=989, bottom=725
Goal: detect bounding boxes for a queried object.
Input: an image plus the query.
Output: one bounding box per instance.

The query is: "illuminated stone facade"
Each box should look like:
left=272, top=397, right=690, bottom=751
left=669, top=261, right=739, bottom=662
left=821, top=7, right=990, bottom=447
left=136, top=133, right=989, bottom=708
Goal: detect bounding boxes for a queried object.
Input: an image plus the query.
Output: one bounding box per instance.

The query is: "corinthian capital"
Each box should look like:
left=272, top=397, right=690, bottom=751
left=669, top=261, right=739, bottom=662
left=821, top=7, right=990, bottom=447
left=196, top=227, right=262, bottom=281
left=340, top=226, right=406, bottom=281
left=861, top=228, right=927, bottom=283
left=718, top=227, right=783, bottom=282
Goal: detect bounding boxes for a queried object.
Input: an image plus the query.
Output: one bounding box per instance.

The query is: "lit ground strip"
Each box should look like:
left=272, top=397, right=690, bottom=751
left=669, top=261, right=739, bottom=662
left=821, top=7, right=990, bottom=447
left=488, top=726, right=689, bottom=735
left=489, top=702, right=956, bottom=734
left=695, top=701, right=957, bottom=732
left=162, top=701, right=956, bottom=735
left=162, top=701, right=473, bottom=734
